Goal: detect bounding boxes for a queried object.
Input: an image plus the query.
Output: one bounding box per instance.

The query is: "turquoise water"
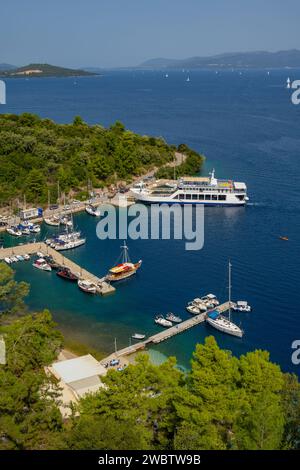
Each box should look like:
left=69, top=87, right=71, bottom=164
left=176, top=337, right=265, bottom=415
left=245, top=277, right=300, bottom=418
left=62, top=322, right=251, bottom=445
left=2, top=69, right=300, bottom=374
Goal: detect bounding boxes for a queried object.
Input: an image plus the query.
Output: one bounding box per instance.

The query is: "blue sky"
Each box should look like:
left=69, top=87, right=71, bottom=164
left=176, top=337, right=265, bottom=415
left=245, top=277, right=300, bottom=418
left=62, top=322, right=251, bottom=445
left=1, top=0, right=300, bottom=67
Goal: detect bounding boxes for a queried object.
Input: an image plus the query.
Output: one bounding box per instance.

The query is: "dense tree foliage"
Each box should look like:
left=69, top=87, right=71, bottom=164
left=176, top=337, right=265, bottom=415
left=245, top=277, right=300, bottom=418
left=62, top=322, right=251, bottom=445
left=0, top=113, right=204, bottom=205
left=0, top=263, right=299, bottom=450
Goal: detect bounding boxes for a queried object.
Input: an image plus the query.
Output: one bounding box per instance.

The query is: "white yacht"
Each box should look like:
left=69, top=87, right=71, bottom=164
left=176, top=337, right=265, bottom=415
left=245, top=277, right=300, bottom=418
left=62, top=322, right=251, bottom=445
left=130, top=170, right=248, bottom=206
left=155, top=315, right=172, bottom=328
left=86, top=205, right=101, bottom=217
left=206, top=262, right=244, bottom=338
left=33, top=258, right=52, bottom=272
left=44, top=216, right=60, bottom=226
left=232, top=301, right=251, bottom=312
left=206, top=311, right=243, bottom=338
left=53, top=237, right=86, bottom=251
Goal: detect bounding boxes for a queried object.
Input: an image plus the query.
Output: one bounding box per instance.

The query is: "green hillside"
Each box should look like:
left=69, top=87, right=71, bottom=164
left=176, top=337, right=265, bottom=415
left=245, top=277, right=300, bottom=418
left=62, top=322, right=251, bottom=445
left=0, top=63, right=95, bottom=77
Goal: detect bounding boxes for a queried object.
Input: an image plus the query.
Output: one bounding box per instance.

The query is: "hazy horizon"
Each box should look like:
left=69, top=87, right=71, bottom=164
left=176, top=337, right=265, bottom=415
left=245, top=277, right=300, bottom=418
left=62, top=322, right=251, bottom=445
left=2, top=0, right=300, bottom=68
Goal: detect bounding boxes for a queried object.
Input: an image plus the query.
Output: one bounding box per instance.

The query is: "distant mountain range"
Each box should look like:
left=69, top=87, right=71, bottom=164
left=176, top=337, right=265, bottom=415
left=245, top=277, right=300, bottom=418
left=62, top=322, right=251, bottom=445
left=0, top=63, right=17, bottom=71
left=139, top=49, right=300, bottom=69
left=0, top=63, right=96, bottom=77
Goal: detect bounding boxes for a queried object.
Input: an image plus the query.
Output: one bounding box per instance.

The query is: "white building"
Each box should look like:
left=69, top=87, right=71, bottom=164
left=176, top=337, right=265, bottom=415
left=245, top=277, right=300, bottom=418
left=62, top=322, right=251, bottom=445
left=51, top=354, right=107, bottom=399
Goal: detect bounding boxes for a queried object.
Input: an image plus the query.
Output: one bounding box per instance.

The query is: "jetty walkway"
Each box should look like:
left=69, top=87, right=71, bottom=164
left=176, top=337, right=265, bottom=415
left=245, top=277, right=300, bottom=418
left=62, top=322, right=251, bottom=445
left=104, top=301, right=232, bottom=361
left=0, top=242, right=115, bottom=296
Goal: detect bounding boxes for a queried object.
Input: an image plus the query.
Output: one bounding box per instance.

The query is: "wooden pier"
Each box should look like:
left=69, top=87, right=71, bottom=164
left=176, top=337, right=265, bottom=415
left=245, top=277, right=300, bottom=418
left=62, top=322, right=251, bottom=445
left=104, top=301, right=232, bottom=360
left=0, top=242, right=115, bottom=296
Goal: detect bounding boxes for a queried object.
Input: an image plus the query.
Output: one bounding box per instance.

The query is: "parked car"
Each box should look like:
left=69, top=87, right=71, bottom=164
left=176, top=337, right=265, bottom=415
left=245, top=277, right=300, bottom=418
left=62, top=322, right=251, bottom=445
left=49, top=204, right=59, bottom=210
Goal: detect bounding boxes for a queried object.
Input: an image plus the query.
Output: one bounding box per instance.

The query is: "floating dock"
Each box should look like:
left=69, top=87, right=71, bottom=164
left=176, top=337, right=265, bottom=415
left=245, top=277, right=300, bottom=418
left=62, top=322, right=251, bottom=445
left=0, top=242, right=115, bottom=296
left=103, top=301, right=233, bottom=361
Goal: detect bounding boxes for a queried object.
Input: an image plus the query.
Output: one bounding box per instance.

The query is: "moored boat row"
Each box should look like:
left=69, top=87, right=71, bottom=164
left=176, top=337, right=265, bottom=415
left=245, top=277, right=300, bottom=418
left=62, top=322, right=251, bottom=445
left=4, top=254, right=30, bottom=264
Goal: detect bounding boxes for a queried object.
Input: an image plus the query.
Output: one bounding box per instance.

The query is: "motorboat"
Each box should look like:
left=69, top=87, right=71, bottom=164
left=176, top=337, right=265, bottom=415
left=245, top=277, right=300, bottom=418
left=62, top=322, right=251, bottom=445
left=44, top=216, right=60, bottom=226
left=6, top=226, right=22, bottom=237
left=232, top=301, right=251, bottom=313
left=16, top=255, right=24, bottom=261
left=78, top=279, right=97, bottom=294
left=4, top=257, right=12, bottom=264
left=44, top=256, right=61, bottom=270
left=165, top=312, right=182, bottom=323
left=186, top=303, right=201, bottom=315
left=201, top=294, right=220, bottom=306
left=56, top=267, right=78, bottom=282
left=30, top=224, right=41, bottom=233
left=154, top=315, right=172, bottom=328
left=23, top=254, right=30, bottom=261
left=86, top=205, right=101, bottom=217
left=131, top=333, right=146, bottom=340
left=33, top=258, right=52, bottom=271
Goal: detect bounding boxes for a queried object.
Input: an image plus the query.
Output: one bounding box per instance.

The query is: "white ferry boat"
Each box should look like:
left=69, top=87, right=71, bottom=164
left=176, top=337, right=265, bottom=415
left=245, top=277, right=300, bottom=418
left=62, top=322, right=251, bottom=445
left=130, top=170, right=248, bottom=206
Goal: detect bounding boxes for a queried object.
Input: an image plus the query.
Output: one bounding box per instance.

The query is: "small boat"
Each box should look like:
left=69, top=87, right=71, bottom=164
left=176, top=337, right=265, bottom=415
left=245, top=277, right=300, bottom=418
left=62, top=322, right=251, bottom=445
left=23, top=254, right=30, bottom=261
left=6, top=226, right=22, bottom=237
left=186, top=303, right=202, bottom=315
left=131, top=333, right=146, bottom=340
left=56, top=267, right=78, bottom=282
left=30, top=224, right=41, bottom=233
left=19, top=226, right=31, bottom=235
left=279, top=236, right=289, bottom=241
left=154, top=315, right=172, bottom=328
left=16, top=255, right=24, bottom=261
left=44, top=216, right=60, bottom=227
left=4, top=257, right=12, bottom=264
left=107, top=242, right=142, bottom=282
left=186, top=76, right=190, bottom=82
left=11, top=256, right=18, bottom=262
left=186, top=300, right=207, bottom=314
left=78, top=279, right=97, bottom=294
left=232, top=301, right=251, bottom=313
left=165, top=312, right=182, bottom=323
left=86, top=205, right=101, bottom=217
left=37, top=251, right=45, bottom=258
left=44, top=256, right=61, bottom=270
left=33, top=258, right=52, bottom=271
left=60, top=216, right=73, bottom=227
left=287, top=77, right=291, bottom=89
left=200, top=294, right=219, bottom=306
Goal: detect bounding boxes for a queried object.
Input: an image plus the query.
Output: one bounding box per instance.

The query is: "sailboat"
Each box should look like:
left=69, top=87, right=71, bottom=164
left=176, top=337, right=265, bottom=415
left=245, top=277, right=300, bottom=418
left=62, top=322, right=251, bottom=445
left=106, top=242, right=142, bottom=282
left=186, top=76, right=190, bottom=82
left=206, top=261, right=244, bottom=338
left=287, top=77, right=291, bottom=89
left=44, top=189, right=60, bottom=226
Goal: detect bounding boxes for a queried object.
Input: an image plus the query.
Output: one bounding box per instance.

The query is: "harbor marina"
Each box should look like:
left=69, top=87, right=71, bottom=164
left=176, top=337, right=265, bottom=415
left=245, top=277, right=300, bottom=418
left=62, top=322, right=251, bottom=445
left=0, top=242, right=115, bottom=296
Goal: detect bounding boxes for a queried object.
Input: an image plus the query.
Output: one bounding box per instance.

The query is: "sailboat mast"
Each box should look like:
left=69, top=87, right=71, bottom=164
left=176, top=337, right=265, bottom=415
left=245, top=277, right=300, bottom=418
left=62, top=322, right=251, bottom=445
left=228, top=260, right=232, bottom=322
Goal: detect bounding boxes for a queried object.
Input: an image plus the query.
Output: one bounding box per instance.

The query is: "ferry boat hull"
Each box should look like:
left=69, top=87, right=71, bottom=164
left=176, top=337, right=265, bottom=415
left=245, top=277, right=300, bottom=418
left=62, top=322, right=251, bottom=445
left=130, top=170, right=248, bottom=206
left=130, top=189, right=247, bottom=206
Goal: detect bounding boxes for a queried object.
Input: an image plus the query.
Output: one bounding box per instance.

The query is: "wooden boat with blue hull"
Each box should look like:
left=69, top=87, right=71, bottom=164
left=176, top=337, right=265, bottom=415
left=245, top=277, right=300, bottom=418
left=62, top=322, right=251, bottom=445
left=106, top=242, right=142, bottom=282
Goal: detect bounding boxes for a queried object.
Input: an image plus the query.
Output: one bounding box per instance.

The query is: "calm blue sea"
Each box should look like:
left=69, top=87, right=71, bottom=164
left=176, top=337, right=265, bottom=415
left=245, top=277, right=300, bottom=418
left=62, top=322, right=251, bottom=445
left=1, top=70, right=300, bottom=374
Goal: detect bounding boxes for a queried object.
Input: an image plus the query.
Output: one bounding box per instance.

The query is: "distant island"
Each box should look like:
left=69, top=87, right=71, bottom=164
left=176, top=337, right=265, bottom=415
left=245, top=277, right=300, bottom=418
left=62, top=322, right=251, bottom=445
left=0, top=63, right=96, bottom=78
left=139, top=49, right=300, bottom=69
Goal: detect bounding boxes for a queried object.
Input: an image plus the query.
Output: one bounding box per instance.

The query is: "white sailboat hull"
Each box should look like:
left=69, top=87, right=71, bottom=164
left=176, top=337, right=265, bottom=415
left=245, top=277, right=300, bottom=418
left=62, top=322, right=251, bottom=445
left=206, top=316, right=243, bottom=338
